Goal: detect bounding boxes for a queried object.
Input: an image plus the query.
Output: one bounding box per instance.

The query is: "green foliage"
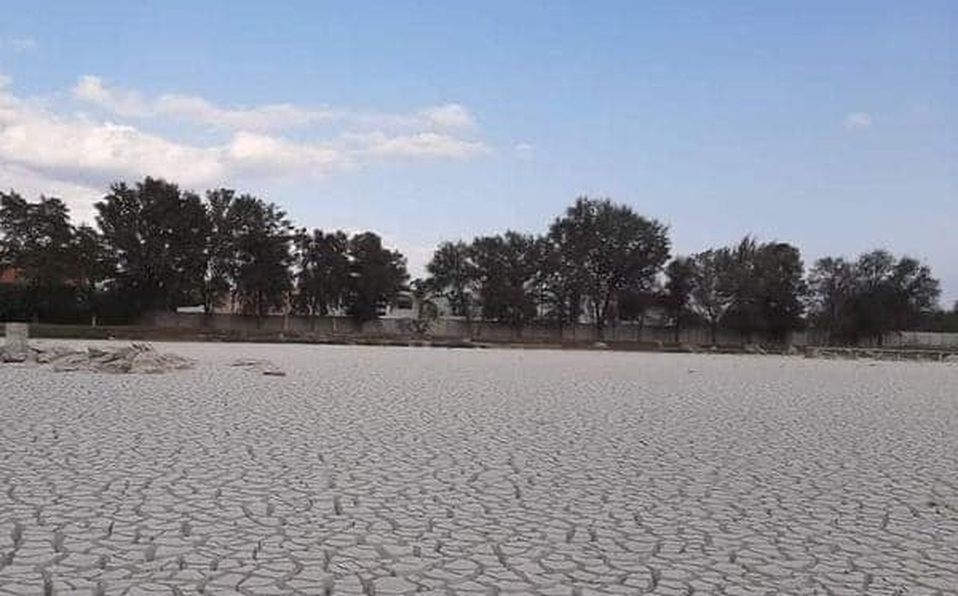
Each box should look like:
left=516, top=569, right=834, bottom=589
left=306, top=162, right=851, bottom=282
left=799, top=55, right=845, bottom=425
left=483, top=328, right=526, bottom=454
left=806, top=257, right=854, bottom=338
left=227, top=196, right=294, bottom=319
left=469, top=232, right=542, bottom=331
left=549, top=197, right=670, bottom=333
left=688, top=238, right=807, bottom=343
left=96, top=178, right=210, bottom=311
left=202, top=188, right=239, bottom=313
left=0, top=282, right=89, bottom=324
left=916, top=305, right=958, bottom=332
left=425, top=240, right=474, bottom=318
left=808, top=250, right=941, bottom=343
left=723, top=238, right=806, bottom=340
left=403, top=278, right=440, bottom=336
left=0, top=192, right=116, bottom=323
left=71, top=224, right=116, bottom=321
left=688, top=248, right=736, bottom=342
left=616, top=287, right=661, bottom=324
left=293, top=229, right=350, bottom=316
left=344, top=232, right=408, bottom=323
left=535, top=239, right=582, bottom=327
left=664, top=256, right=696, bottom=339
left=1, top=179, right=949, bottom=342
left=0, top=193, right=76, bottom=286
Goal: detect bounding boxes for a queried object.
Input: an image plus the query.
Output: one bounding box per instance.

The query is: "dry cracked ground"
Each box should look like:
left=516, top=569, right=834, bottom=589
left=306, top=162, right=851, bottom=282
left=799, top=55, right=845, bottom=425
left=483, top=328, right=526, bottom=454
left=1, top=342, right=957, bottom=595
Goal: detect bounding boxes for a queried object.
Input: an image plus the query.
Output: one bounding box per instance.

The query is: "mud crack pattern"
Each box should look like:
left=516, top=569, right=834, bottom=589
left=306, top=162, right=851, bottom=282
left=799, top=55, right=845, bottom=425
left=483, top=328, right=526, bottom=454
left=1, top=342, right=957, bottom=595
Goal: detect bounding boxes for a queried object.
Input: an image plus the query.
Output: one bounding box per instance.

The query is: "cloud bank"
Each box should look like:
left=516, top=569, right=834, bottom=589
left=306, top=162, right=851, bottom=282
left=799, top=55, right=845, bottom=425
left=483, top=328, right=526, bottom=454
left=72, top=75, right=476, bottom=133
left=0, top=74, right=488, bottom=220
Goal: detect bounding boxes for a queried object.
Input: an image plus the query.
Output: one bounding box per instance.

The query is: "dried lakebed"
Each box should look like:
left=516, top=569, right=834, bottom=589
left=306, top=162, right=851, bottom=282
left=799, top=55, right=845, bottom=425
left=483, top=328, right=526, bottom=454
left=1, top=342, right=957, bottom=595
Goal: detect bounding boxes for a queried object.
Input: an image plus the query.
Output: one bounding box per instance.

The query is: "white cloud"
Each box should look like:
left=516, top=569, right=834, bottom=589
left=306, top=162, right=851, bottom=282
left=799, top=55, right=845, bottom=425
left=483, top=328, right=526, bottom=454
left=346, top=132, right=489, bottom=159
left=0, top=89, right=228, bottom=187
left=420, top=104, right=474, bottom=129
left=73, top=75, right=476, bottom=133
left=0, top=163, right=100, bottom=224
left=513, top=142, right=535, bottom=160
left=845, top=112, right=873, bottom=130
left=158, top=95, right=331, bottom=131
left=73, top=75, right=329, bottom=129
left=227, top=132, right=351, bottom=174
left=73, top=75, right=150, bottom=117
left=0, top=74, right=489, bottom=212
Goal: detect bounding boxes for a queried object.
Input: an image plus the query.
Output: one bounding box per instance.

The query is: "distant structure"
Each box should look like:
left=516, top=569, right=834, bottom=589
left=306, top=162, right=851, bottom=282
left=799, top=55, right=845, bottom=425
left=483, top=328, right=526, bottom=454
left=0, top=268, right=20, bottom=284
left=176, top=290, right=419, bottom=319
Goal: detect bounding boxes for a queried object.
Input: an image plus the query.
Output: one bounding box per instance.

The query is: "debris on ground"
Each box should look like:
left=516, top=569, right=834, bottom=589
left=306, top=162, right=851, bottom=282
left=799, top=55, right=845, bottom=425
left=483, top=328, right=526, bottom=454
left=0, top=342, right=194, bottom=374
left=230, top=358, right=287, bottom=376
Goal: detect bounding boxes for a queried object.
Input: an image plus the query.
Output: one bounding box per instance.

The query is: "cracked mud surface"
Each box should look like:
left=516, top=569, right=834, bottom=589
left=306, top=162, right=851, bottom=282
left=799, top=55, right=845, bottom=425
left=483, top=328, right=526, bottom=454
left=1, top=342, right=957, bottom=595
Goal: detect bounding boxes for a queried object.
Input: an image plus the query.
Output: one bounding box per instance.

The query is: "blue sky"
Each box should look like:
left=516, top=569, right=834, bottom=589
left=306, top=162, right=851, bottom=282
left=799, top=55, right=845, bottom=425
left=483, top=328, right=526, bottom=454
left=1, top=1, right=955, bottom=303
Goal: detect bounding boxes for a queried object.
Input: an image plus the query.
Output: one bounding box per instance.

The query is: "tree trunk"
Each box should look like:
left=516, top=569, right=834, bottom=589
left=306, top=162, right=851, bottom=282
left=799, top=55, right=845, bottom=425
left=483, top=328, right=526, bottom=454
left=256, top=291, right=264, bottom=329
left=594, top=291, right=611, bottom=341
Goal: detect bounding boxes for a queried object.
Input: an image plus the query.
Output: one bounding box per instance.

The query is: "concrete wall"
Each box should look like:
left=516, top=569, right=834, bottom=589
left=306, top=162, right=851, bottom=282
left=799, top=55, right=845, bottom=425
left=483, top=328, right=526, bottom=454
left=882, top=331, right=958, bottom=349
left=144, top=311, right=819, bottom=346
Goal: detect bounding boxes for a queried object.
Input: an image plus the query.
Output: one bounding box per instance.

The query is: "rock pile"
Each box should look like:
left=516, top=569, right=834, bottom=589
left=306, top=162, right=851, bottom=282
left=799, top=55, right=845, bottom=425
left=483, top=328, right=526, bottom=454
left=0, top=342, right=194, bottom=374
left=230, top=357, right=287, bottom=376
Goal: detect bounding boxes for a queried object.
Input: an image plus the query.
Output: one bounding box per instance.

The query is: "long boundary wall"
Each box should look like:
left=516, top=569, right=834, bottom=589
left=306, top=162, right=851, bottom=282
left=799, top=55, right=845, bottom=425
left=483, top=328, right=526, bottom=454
left=144, top=311, right=811, bottom=346
left=142, top=312, right=958, bottom=348
left=881, top=331, right=958, bottom=349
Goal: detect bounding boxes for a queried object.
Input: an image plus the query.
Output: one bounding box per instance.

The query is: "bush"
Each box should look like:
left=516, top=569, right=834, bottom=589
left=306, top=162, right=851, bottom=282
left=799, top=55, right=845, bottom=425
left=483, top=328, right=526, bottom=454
left=0, top=283, right=89, bottom=324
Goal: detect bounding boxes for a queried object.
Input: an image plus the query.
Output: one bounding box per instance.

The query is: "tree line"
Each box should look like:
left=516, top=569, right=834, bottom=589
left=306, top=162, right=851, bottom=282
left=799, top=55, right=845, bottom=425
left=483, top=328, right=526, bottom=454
left=0, top=178, right=408, bottom=325
left=1, top=177, right=954, bottom=342
left=423, top=199, right=949, bottom=343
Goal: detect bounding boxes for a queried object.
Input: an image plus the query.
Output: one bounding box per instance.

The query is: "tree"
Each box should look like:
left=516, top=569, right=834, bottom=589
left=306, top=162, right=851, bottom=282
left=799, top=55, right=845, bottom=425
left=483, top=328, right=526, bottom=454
left=807, top=257, right=856, bottom=343
left=689, top=248, right=735, bottom=344
left=96, top=177, right=210, bottom=312
left=0, top=193, right=79, bottom=321
left=293, top=228, right=350, bottom=317
left=845, top=250, right=898, bottom=341
left=469, top=232, right=542, bottom=332
left=344, top=232, right=408, bottom=323
left=664, top=256, right=695, bottom=342
left=850, top=251, right=939, bottom=343
left=887, top=256, right=940, bottom=329
left=719, top=237, right=805, bottom=342
left=807, top=250, right=941, bottom=344
left=916, top=301, right=958, bottom=333
left=0, top=193, right=75, bottom=285
left=753, top=242, right=806, bottom=340
left=425, top=240, right=475, bottom=319
left=228, top=195, right=294, bottom=321
left=722, top=237, right=762, bottom=339
left=616, top=285, right=661, bottom=339
left=404, top=278, right=440, bottom=336
left=549, top=197, right=670, bottom=336
left=71, top=225, right=116, bottom=324
left=202, top=188, right=238, bottom=314
left=536, top=239, right=583, bottom=329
